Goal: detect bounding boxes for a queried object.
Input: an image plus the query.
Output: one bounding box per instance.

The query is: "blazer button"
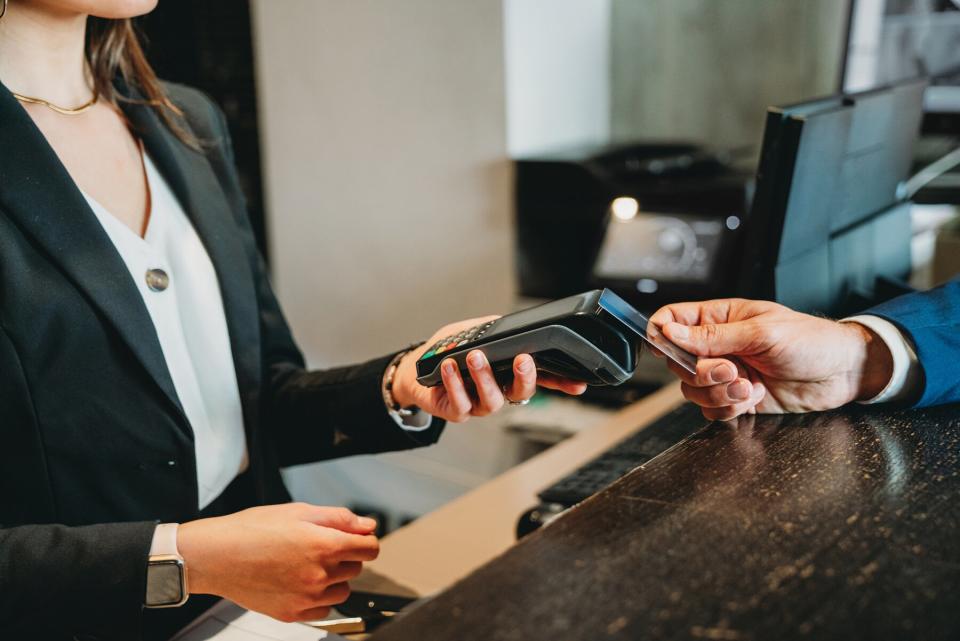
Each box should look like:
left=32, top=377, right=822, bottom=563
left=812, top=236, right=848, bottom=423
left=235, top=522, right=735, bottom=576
left=145, top=268, right=170, bottom=292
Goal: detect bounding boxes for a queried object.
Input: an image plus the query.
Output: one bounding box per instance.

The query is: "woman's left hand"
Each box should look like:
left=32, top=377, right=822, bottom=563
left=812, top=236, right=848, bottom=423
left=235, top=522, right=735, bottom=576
left=391, top=317, right=588, bottom=423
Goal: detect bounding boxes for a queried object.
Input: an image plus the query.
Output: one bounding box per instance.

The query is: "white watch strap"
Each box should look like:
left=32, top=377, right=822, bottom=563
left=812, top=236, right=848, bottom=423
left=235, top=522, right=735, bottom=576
left=149, top=522, right=181, bottom=558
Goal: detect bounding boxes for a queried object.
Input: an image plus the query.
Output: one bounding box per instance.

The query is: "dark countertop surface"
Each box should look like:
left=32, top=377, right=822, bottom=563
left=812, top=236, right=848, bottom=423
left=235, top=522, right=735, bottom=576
left=369, top=404, right=960, bottom=641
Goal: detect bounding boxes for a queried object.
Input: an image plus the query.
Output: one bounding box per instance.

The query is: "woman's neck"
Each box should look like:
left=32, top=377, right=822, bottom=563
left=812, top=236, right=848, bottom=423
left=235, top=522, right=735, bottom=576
left=0, top=4, right=91, bottom=106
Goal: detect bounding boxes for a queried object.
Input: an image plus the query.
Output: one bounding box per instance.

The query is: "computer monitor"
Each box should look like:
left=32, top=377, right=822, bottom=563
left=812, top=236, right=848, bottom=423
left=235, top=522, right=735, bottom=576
left=737, top=79, right=927, bottom=316
left=841, top=0, right=960, bottom=133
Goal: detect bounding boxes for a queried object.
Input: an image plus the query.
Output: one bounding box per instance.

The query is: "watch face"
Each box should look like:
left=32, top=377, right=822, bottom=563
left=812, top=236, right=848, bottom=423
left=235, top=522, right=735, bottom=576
left=147, top=559, right=185, bottom=607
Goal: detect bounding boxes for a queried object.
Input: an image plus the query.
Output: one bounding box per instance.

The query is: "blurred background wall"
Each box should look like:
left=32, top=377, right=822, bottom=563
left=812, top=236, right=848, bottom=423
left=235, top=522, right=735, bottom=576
left=249, top=0, right=517, bottom=525
left=503, top=0, right=611, bottom=156
left=610, top=0, right=850, bottom=155
left=251, top=0, right=514, bottom=370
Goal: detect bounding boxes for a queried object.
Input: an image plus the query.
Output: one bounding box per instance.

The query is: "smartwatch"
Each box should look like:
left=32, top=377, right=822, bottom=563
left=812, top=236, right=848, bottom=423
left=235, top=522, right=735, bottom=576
left=145, top=523, right=189, bottom=608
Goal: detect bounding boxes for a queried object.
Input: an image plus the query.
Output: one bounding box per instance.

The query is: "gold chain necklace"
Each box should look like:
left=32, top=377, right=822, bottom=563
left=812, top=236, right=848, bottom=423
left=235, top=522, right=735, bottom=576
left=12, top=90, right=99, bottom=115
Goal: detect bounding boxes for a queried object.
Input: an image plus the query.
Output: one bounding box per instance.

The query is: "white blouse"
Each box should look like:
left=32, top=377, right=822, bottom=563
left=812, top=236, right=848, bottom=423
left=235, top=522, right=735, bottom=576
left=82, top=149, right=431, bottom=512
left=81, top=151, right=247, bottom=509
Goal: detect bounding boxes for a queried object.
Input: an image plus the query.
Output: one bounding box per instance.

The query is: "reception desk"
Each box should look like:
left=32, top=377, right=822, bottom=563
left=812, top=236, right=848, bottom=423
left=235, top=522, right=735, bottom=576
left=362, top=387, right=960, bottom=640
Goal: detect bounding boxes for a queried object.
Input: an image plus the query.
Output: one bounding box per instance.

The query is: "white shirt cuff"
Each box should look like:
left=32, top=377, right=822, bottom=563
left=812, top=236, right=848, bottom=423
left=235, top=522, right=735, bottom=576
left=382, top=352, right=434, bottom=431
left=149, top=522, right=180, bottom=557
left=389, top=407, right=434, bottom=431
left=840, top=315, right=921, bottom=404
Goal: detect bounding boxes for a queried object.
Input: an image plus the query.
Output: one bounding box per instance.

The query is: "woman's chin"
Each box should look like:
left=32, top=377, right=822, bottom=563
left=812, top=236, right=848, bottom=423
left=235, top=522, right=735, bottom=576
left=38, top=0, right=159, bottom=20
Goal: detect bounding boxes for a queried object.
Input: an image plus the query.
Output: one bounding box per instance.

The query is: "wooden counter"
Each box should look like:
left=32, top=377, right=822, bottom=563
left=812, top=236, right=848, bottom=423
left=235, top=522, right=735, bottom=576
left=368, top=402, right=960, bottom=641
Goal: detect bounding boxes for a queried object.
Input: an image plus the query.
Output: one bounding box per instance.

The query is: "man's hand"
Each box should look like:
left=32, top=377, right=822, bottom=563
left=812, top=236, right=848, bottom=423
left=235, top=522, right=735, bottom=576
left=391, top=317, right=587, bottom=423
left=649, top=299, right=894, bottom=420
left=177, top=504, right=379, bottom=622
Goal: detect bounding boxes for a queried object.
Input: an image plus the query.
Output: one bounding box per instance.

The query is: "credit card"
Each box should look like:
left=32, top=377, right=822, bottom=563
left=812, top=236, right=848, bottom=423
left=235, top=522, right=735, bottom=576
left=597, top=289, right=698, bottom=375
left=641, top=317, right=699, bottom=374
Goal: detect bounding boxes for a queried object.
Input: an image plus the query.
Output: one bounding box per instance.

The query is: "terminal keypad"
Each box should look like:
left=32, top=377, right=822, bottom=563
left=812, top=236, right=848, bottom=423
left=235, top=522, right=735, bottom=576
left=420, top=320, right=497, bottom=360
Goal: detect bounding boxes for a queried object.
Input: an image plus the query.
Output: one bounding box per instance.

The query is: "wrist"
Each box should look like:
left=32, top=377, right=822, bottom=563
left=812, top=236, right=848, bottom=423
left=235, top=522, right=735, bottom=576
left=145, top=523, right=190, bottom=608
left=177, top=519, right=213, bottom=595
left=389, top=350, right=420, bottom=409
left=845, top=322, right=894, bottom=402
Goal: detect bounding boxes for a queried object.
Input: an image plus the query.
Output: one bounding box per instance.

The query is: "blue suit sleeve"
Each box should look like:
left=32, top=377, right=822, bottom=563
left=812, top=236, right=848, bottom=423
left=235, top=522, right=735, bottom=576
left=865, top=278, right=960, bottom=407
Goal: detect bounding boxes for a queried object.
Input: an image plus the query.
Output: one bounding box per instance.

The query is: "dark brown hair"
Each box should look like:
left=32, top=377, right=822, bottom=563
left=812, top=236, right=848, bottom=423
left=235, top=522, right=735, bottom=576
left=85, top=17, right=197, bottom=147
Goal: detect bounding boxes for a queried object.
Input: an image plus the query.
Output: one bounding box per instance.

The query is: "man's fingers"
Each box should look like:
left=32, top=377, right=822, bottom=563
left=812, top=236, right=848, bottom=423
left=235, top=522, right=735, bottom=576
left=701, top=395, right=762, bottom=422
left=649, top=302, right=705, bottom=327
left=691, top=383, right=766, bottom=421
left=506, top=354, right=537, bottom=402
left=650, top=300, right=737, bottom=328
left=667, top=358, right=738, bottom=387
left=648, top=306, right=678, bottom=328
left=662, top=320, right=757, bottom=358
left=698, top=359, right=739, bottom=386
left=681, top=378, right=763, bottom=408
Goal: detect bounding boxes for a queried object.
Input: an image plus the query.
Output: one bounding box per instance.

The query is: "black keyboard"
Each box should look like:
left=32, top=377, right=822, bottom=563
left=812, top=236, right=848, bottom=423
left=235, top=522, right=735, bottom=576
left=537, top=403, right=706, bottom=507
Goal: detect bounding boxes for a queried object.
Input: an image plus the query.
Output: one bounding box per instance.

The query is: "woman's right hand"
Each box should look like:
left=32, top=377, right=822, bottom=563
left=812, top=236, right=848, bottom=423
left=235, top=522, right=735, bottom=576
left=177, top=503, right=379, bottom=622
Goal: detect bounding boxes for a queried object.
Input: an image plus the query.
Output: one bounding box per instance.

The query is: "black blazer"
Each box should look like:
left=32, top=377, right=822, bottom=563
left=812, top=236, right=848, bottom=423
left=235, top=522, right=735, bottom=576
left=0, top=80, right=443, bottom=640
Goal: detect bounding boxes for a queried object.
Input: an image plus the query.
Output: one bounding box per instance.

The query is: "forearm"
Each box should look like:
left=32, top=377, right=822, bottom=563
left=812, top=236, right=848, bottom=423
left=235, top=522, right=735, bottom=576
left=268, top=353, right=443, bottom=467
left=0, top=521, right=155, bottom=637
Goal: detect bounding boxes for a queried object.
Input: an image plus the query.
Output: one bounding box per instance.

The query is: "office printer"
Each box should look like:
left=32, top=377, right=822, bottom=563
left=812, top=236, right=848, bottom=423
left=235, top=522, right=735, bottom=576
left=514, top=142, right=754, bottom=310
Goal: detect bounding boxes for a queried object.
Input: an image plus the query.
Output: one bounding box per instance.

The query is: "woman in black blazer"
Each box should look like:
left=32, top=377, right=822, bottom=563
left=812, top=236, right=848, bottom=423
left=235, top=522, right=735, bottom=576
left=0, top=1, right=585, bottom=639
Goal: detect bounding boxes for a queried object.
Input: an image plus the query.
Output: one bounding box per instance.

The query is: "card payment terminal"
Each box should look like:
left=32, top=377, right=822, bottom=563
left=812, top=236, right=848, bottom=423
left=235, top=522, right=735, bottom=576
left=416, top=289, right=697, bottom=387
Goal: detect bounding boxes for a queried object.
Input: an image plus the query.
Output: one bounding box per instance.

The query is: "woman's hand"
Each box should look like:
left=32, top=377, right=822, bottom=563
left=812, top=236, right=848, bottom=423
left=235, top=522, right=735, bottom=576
left=648, top=299, right=894, bottom=421
left=391, top=317, right=587, bottom=422
left=177, top=503, right=379, bottom=623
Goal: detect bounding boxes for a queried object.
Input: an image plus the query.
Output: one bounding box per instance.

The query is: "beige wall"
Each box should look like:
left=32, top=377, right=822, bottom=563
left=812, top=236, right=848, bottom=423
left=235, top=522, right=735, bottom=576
left=504, top=0, right=611, bottom=156
left=610, top=0, right=850, bottom=153
left=251, top=0, right=513, bottom=368
left=250, top=0, right=518, bottom=522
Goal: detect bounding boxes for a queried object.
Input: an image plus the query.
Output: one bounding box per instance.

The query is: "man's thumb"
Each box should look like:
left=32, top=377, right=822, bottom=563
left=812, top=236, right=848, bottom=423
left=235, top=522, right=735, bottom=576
left=662, top=321, right=753, bottom=357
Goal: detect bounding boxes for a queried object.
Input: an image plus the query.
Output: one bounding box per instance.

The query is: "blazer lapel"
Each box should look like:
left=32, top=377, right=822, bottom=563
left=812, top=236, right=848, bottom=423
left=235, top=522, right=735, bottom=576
left=0, top=82, right=191, bottom=438
left=119, top=88, right=263, bottom=431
